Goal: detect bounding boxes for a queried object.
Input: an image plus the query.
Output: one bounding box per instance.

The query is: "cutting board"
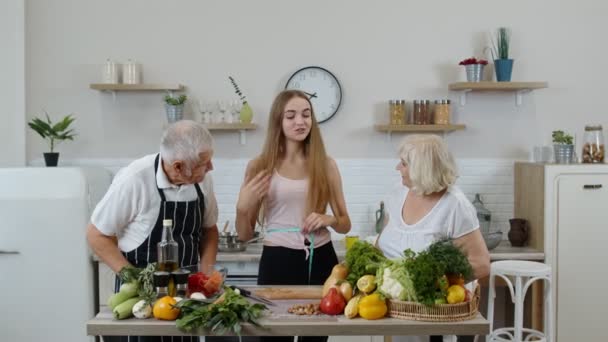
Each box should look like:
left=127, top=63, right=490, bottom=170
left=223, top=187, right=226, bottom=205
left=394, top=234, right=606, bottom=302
left=253, top=286, right=323, bottom=300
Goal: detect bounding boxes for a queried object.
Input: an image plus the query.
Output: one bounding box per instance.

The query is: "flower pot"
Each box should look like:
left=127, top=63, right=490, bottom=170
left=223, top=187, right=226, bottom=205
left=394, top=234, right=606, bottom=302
left=553, top=144, right=575, bottom=164
left=465, top=64, right=485, bottom=82
left=43, top=152, right=59, bottom=167
left=239, top=102, right=253, bottom=124
left=494, top=59, right=514, bottom=82
left=165, top=104, right=184, bottom=123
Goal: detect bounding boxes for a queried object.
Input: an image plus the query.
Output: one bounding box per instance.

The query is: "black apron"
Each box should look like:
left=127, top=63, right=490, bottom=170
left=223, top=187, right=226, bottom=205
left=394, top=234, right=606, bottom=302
left=106, top=154, right=204, bottom=342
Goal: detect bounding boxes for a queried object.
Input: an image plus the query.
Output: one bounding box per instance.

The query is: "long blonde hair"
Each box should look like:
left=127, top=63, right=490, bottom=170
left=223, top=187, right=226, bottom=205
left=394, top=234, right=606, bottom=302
left=250, top=90, right=333, bottom=223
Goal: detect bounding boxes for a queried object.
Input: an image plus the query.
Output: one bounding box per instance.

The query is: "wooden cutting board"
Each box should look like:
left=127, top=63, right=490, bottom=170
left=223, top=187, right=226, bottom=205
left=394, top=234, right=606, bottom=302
left=253, top=286, right=323, bottom=300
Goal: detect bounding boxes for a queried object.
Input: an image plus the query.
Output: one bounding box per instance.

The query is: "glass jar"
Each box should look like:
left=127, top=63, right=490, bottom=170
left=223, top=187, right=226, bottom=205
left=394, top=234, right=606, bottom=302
left=582, top=125, right=605, bottom=163
left=434, top=100, right=451, bottom=125
left=389, top=100, right=404, bottom=125
left=472, top=193, right=492, bottom=234
left=422, top=100, right=432, bottom=124
left=398, top=100, right=407, bottom=124
left=413, top=100, right=422, bottom=125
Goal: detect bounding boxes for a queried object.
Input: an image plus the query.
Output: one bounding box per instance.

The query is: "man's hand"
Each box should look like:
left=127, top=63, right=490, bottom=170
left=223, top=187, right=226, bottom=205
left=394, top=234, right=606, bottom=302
left=301, top=213, right=337, bottom=234
left=236, top=171, right=271, bottom=214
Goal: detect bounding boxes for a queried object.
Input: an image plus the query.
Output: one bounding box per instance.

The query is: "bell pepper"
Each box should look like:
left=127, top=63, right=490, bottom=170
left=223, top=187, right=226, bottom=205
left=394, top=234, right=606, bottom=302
left=358, top=293, right=387, bottom=320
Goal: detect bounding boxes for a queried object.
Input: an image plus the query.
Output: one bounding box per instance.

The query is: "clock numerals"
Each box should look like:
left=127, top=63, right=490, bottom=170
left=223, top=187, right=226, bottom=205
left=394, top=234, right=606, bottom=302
left=292, top=81, right=300, bottom=89
left=299, top=74, right=306, bottom=81
left=309, top=70, right=316, bottom=77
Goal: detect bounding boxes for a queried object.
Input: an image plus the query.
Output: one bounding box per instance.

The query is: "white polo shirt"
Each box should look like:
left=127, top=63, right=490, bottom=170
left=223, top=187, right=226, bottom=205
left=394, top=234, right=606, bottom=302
left=91, top=153, right=218, bottom=252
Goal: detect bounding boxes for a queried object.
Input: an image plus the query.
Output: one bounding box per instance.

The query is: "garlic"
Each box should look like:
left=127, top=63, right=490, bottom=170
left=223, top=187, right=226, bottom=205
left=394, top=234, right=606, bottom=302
left=190, top=292, right=207, bottom=300
left=131, top=299, right=152, bottom=319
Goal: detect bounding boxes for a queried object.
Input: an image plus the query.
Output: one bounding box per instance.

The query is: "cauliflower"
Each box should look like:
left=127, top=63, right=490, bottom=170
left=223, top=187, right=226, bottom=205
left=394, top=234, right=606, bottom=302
left=376, top=261, right=417, bottom=301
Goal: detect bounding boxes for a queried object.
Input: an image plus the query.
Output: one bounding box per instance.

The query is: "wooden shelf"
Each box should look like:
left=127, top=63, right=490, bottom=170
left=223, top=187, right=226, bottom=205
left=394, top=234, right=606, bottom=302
left=204, top=123, right=257, bottom=131
left=448, top=82, right=548, bottom=106
left=375, top=124, right=466, bottom=133
left=203, top=123, right=257, bottom=144
left=90, top=83, right=184, bottom=91
left=448, top=81, right=548, bottom=91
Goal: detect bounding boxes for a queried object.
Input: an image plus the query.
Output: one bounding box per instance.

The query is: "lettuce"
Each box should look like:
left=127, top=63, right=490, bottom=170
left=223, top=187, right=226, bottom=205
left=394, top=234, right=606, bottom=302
left=376, top=260, right=417, bottom=302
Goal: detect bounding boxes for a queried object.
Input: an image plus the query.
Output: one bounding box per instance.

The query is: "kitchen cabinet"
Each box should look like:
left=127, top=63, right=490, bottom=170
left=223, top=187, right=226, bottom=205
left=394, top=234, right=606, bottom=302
left=514, top=162, right=608, bottom=341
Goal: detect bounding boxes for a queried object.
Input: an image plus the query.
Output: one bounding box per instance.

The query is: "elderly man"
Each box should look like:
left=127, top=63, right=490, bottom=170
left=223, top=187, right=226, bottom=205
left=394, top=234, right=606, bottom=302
left=87, top=120, right=218, bottom=342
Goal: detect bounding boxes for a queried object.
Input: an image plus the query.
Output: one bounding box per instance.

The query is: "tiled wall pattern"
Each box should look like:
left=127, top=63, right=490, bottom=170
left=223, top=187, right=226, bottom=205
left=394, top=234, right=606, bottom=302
left=55, top=157, right=515, bottom=240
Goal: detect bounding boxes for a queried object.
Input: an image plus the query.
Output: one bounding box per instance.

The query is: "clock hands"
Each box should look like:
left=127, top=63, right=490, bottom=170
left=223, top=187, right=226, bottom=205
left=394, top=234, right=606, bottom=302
left=302, top=91, right=318, bottom=99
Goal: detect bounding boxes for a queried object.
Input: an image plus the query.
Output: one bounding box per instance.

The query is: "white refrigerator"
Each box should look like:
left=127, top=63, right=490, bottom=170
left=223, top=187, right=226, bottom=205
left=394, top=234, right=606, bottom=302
left=0, top=167, right=112, bottom=342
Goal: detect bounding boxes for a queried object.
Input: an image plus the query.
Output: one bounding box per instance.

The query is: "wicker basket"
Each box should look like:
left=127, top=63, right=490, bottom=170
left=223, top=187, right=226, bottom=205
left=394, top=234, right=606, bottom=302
left=387, top=284, right=480, bottom=322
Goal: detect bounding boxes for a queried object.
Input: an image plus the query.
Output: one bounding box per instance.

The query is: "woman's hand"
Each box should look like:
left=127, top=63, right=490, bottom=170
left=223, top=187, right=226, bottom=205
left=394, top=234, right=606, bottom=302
left=236, top=171, right=271, bottom=214
left=301, top=213, right=337, bottom=234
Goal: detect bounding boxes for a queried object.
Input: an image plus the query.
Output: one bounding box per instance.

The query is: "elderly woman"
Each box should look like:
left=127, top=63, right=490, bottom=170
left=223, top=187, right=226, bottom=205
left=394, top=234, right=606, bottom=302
left=377, top=135, right=490, bottom=342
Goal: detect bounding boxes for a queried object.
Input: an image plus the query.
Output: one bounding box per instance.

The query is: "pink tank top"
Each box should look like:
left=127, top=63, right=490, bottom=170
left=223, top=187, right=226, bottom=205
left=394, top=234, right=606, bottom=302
left=263, top=170, right=331, bottom=254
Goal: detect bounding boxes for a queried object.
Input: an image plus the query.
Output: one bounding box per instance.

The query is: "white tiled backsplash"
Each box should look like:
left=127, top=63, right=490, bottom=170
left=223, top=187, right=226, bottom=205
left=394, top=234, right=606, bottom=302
left=38, top=158, right=515, bottom=239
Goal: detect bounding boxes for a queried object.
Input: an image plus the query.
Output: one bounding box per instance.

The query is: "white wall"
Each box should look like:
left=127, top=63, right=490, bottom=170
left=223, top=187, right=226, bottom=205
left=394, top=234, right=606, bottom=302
left=24, top=0, right=608, bottom=162
left=0, top=0, right=25, bottom=166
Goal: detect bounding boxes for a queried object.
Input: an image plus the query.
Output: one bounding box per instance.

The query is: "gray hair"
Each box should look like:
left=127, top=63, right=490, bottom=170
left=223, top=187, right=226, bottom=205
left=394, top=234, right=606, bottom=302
left=160, top=120, right=214, bottom=167
left=398, top=134, right=458, bottom=195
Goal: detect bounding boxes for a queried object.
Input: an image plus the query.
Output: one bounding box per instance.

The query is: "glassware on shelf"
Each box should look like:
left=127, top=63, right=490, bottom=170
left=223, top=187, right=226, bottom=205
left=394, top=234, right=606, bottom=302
left=472, top=193, right=492, bottom=234
left=231, top=100, right=242, bottom=123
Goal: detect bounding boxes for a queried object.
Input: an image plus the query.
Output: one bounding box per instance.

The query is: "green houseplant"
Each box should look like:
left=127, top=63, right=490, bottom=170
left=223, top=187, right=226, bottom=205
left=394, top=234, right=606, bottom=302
left=552, top=130, right=575, bottom=164
left=229, top=76, right=253, bottom=124
left=164, top=94, right=187, bottom=123
left=489, top=27, right=513, bottom=82
left=28, top=113, right=76, bottom=167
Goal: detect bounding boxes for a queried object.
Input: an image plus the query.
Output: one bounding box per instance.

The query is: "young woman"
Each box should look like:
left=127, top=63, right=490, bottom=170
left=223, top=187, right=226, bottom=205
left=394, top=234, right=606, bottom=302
left=235, top=90, right=351, bottom=342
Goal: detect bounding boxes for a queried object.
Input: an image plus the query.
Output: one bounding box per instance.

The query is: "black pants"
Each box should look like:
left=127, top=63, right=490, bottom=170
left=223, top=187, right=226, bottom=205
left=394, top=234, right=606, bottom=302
left=211, top=242, right=339, bottom=342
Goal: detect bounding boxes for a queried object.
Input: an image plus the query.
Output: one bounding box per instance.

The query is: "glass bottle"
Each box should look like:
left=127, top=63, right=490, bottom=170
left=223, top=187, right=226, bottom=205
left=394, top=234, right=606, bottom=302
left=472, top=193, right=492, bottom=234
left=157, top=219, right=179, bottom=272
left=389, top=100, right=397, bottom=125
left=171, top=269, right=191, bottom=298
left=423, top=100, right=432, bottom=124
left=582, top=125, right=605, bottom=163
left=153, top=271, right=170, bottom=299
left=399, top=100, right=407, bottom=124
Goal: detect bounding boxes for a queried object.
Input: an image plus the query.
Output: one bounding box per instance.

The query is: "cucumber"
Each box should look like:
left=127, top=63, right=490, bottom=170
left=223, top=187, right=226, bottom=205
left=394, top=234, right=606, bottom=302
left=108, top=281, right=139, bottom=309
left=113, top=297, right=141, bottom=320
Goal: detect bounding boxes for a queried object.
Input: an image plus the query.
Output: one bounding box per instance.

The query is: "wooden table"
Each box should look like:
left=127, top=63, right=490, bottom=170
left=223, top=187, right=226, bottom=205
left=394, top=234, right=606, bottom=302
left=87, top=297, right=489, bottom=336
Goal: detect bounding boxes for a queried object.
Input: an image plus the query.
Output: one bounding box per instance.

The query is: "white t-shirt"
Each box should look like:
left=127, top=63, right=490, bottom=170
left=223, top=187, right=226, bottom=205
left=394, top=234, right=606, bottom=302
left=91, top=154, right=218, bottom=252
left=377, top=183, right=479, bottom=259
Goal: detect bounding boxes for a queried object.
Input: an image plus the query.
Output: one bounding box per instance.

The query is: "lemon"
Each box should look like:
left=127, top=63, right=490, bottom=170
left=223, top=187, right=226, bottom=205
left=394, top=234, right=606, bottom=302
left=446, top=285, right=465, bottom=304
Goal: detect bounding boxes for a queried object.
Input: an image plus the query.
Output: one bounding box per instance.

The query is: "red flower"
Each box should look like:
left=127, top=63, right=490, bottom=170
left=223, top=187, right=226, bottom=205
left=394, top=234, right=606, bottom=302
left=459, top=57, right=488, bottom=66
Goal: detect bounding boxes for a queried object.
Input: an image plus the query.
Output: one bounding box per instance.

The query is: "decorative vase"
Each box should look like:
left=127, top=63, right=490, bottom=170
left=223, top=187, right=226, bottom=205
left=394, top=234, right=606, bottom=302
left=43, top=152, right=59, bottom=167
left=165, top=104, right=184, bottom=123
left=553, top=144, right=575, bottom=164
left=465, top=64, right=485, bottom=82
left=239, top=102, right=253, bottom=124
left=494, top=59, right=514, bottom=82
left=508, top=218, right=529, bottom=247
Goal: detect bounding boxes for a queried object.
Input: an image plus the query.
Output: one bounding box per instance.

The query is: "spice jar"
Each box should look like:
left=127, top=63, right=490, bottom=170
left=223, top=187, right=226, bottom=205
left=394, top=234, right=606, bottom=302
left=582, top=125, right=605, bottom=163
left=422, top=100, right=431, bottom=124
left=398, top=100, right=407, bottom=124
left=434, top=100, right=451, bottom=125
left=389, top=100, right=404, bottom=125
left=413, top=100, right=422, bottom=125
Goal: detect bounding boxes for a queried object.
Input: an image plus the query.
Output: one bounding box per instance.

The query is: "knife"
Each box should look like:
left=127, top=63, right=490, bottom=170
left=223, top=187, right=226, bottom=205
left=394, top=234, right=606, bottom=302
left=229, top=285, right=275, bottom=306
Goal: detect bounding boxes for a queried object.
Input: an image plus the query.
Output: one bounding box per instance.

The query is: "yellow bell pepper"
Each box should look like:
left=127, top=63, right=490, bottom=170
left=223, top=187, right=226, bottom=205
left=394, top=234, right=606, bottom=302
left=358, top=293, right=387, bottom=320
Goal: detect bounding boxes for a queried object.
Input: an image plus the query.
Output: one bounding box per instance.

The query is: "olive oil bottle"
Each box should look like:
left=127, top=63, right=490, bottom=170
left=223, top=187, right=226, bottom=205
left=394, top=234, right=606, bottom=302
left=157, top=219, right=179, bottom=295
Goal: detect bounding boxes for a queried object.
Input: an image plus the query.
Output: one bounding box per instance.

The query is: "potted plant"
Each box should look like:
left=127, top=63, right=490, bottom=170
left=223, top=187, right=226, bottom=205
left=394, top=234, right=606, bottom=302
left=229, top=76, right=253, bottom=124
left=489, top=27, right=513, bottom=82
left=28, top=112, right=76, bottom=167
left=459, top=57, right=488, bottom=82
left=164, top=94, right=187, bottom=123
left=552, top=130, right=575, bottom=164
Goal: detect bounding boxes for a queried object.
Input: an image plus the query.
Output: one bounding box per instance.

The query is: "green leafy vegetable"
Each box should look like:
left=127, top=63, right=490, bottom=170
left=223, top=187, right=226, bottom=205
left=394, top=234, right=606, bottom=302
left=344, top=241, right=387, bottom=286
left=119, top=263, right=157, bottom=305
left=402, top=240, right=472, bottom=306
left=376, top=259, right=417, bottom=301
left=175, top=287, right=267, bottom=335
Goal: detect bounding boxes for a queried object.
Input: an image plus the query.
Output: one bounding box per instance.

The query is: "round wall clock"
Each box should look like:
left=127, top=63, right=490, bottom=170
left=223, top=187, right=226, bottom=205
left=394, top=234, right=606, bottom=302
left=285, top=66, right=342, bottom=123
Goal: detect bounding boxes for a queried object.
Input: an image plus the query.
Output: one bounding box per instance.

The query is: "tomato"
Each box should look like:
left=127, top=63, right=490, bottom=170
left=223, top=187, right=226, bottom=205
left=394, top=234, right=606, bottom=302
left=188, top=272, right=209, bottom=295
left=203, top=270, right=223, bottom=296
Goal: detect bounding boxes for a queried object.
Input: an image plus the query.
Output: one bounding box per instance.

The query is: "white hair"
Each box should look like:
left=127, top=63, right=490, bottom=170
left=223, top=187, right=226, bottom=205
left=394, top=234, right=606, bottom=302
left=160, top=120, right=214, bottom=169
left=398, top=135, right=458, bottom=195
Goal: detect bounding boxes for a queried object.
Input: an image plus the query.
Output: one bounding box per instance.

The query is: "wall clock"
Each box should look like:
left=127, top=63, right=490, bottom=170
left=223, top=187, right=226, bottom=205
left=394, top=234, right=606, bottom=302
left=285, top=66, right=342, bottom=123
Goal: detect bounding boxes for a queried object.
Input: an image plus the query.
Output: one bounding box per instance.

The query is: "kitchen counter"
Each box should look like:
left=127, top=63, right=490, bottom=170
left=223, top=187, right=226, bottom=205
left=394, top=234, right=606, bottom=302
left=87, top=287, right=489, bottom=336
left=217, top=240, right=544, bottom=263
